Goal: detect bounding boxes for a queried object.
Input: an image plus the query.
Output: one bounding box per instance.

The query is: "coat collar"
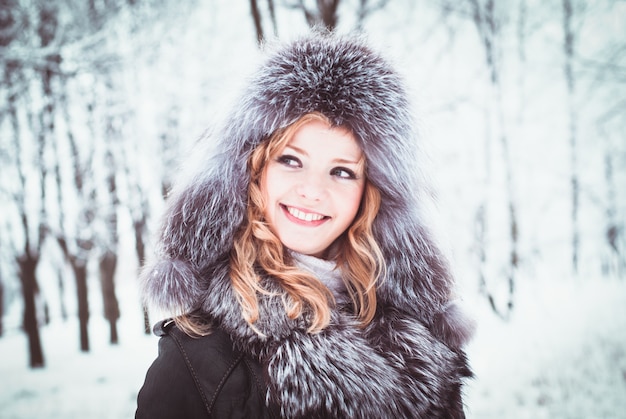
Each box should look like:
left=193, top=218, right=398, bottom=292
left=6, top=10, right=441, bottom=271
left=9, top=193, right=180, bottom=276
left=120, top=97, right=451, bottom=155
left=199, top=258, right=471, bottom=418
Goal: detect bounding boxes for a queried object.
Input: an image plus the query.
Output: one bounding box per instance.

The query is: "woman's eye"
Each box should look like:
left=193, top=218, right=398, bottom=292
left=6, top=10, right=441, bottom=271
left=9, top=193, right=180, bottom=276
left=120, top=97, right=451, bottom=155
left=276, top=155, right=301, bottom=167
left=331, top=167, right=357, bottom=179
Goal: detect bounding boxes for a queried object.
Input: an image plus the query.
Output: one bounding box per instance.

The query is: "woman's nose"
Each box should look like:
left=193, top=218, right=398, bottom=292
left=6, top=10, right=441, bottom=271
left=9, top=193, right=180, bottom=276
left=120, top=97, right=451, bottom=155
left=296, top=176, right=327, bottom=201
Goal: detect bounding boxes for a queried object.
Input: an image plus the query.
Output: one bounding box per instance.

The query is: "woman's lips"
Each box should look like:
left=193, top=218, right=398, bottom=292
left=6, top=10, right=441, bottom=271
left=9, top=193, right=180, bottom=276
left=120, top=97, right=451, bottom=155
left=281, top=204, right=329, bottom=226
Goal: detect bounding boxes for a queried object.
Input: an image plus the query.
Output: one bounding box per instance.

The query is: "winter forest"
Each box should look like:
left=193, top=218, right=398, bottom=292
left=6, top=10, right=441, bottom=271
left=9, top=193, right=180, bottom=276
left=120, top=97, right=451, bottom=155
left=1, top=0, right=625, bottom=417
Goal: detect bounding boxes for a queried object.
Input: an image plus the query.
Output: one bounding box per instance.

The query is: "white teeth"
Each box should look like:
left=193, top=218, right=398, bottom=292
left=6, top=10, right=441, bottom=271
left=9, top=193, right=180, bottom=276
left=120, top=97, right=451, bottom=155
left=287, top=206, right=324, bottom=222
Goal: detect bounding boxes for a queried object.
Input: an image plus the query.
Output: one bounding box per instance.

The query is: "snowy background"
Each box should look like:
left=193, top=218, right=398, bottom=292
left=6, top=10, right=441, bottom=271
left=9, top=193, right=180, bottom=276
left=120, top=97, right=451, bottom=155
left=1, top=0, right=625, bottom=418
left=1, top=272, right=626, bottom=418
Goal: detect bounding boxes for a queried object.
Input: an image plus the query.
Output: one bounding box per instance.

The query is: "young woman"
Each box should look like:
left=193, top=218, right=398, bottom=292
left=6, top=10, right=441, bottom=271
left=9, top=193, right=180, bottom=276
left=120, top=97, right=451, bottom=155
left=136, top=33, right=474, bottom=418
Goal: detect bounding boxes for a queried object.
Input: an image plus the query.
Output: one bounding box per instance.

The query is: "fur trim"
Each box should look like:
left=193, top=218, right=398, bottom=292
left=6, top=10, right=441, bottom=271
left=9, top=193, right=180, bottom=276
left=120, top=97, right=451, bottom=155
left=432, top=300, right=477, bottom=349
left=201, top=267, right=470, bottom=418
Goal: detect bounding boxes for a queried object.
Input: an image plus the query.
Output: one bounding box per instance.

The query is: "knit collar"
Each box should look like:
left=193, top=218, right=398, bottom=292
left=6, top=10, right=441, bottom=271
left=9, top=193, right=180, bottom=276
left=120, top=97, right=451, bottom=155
left=289, top=251, right=348, bottom=303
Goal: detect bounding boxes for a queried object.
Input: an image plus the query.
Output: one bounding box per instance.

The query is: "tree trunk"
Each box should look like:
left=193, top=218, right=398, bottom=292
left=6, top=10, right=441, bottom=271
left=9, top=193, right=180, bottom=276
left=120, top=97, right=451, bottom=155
left=250, top=0, right=264, bottom=45
left=562, top=0, right=579, bottom=274
left=134, top=214, right=152, bottom=334
left=57, top=270, right=68, bottom=321
left=120, top=109, right=152, bottom=334
left=494, top=83, right=518, bottom=318
left=6, top=44, right=46, bottom=367
left=72, top=260, right=90, bottom=352
left=266, top=0, right=278, bottom=36
left=100, top=86, right=122, bottom=343
left=51, top=83, right=69, bottom=321
left=293, top=0, right=340, bottom=31
left=318, top=0, right=340, bottom=30
left=603, top=148, right=624, bottom=278
left=57, top=71, right=96, bottom=352
left=356, top=0, right=389, bottom=31
left=0, top=277, right=4, bottom=337
left=17, top=253, right=45, bottom=368
left=468, top=0, right=518, bottom=319
left=99, top=251, right=120, bottom=344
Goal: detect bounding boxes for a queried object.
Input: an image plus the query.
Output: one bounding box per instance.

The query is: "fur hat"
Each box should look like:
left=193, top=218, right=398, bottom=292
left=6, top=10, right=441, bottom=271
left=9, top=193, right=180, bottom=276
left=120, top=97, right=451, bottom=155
left=141, top=32, right=472, bottom=348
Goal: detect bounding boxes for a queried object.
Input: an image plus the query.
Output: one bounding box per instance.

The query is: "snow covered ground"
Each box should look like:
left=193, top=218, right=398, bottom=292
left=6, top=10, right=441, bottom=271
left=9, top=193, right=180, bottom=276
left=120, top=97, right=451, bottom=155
left=464, top=277, right=626, bottom=419
left=1, top=277, right=625, bottom=418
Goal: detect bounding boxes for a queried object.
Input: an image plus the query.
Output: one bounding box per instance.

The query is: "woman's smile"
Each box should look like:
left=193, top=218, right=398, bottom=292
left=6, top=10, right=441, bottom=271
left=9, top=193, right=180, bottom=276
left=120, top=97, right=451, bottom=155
left=281, top=204, right=329, bottom=224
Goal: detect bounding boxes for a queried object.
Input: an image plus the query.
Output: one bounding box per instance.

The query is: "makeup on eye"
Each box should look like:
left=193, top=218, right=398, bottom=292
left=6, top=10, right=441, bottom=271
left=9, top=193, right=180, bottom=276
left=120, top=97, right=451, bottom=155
left=331, top=167, right=358, bottom=180
left=276, top=154, right=301, bottom=167
left=275, top=151, right=362, bottom=180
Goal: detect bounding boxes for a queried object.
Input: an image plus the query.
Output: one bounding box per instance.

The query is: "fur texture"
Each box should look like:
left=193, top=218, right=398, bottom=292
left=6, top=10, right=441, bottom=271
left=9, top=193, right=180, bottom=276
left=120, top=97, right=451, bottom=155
left=141, top=32, right=473, bottom=418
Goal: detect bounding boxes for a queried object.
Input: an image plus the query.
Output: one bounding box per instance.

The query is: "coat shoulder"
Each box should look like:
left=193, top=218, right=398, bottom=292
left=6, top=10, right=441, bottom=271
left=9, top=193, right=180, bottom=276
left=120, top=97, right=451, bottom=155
left=136, top=320, right=274, bottom=419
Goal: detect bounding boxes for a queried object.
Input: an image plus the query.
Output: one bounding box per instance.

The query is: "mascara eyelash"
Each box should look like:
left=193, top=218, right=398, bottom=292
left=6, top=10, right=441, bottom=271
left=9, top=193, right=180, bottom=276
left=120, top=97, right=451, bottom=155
left=333, top=167, right=358, bottom=179
left=276, top=155, right=299, bottom=166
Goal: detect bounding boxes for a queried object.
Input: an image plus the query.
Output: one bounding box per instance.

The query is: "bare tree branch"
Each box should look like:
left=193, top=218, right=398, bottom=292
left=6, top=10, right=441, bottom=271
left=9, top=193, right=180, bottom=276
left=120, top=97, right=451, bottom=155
left=250, top=0, right=265, bottom=45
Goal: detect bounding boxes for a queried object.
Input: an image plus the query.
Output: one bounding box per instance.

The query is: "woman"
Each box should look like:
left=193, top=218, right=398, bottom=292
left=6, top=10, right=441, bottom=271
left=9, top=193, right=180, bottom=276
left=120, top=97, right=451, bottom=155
left=136, top=32, right=474, bottom=418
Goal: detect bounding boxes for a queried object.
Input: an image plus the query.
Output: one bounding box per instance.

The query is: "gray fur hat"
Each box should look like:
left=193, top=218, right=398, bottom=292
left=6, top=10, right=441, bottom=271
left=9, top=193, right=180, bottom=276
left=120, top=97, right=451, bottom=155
left=142, top=32, right=472, bottom=347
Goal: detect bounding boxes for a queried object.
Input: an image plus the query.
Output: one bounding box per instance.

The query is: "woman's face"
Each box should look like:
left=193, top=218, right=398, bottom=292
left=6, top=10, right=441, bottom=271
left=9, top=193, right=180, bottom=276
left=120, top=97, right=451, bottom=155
left=261, top=120, right=365, bottom=257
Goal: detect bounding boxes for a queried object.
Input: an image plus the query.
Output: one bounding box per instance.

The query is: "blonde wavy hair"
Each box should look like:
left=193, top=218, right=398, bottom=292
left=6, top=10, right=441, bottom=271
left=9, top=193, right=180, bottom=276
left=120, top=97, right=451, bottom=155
left=179, top=112, right=385, bottom=335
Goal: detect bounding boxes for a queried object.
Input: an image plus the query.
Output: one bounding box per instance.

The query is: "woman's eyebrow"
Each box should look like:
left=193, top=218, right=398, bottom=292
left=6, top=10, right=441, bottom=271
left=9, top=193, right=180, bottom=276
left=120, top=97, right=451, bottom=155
left=284, top=144, right=307, bottom=155
left=285, top=145, right=361, bottom=165
left=332, top=157, right=361, bottom=165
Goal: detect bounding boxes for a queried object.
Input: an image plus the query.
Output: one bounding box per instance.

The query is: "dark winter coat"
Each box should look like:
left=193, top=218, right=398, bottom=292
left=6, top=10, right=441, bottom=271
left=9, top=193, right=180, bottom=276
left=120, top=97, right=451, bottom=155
left=136, top=320, right=276, bottom=418
left=136, top=32, right=474, bottom=418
